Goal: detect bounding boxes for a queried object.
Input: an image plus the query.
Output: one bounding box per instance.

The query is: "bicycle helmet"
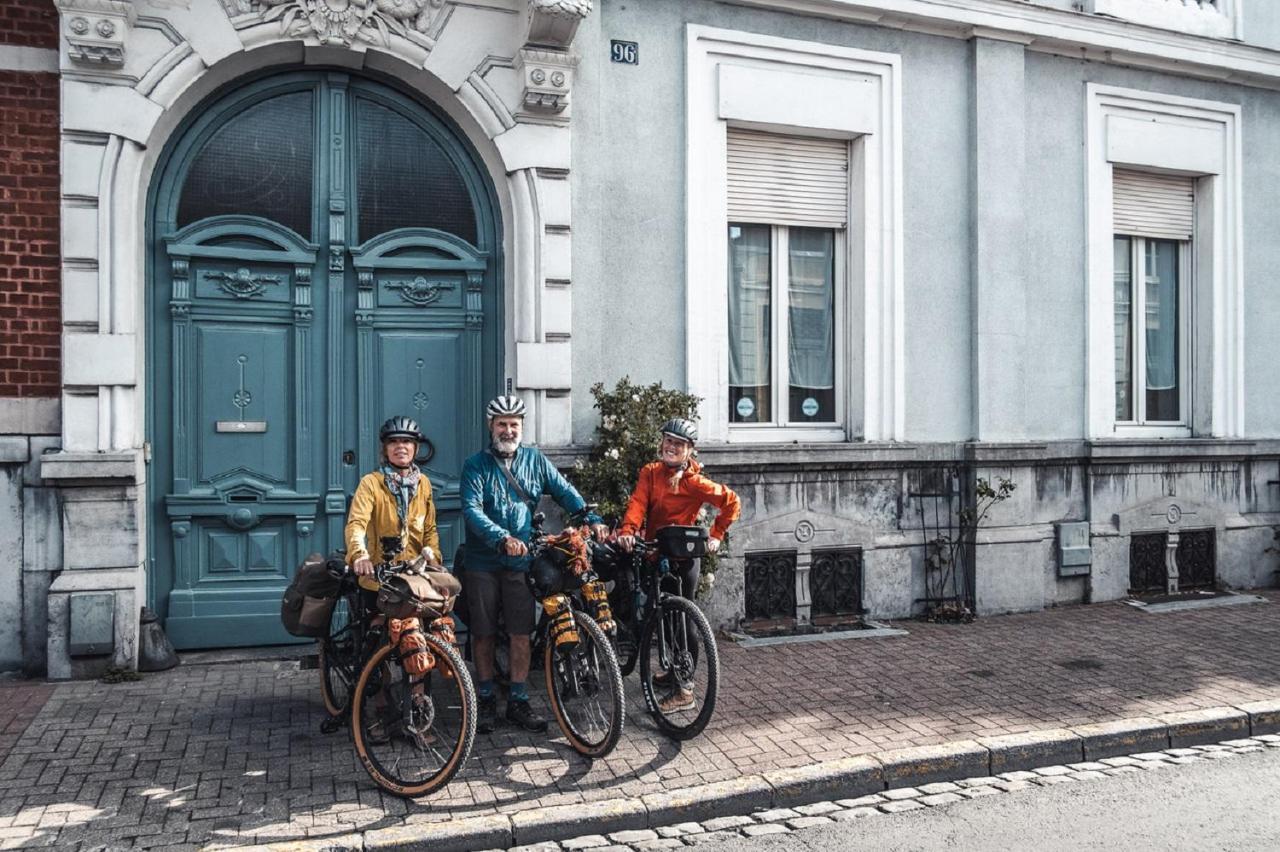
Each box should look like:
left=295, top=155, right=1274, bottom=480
left=659, top=418, right=698, bottom=446
left=486, top=394, right=526, bottom=420
left=379, top=415, right=422, bottom=443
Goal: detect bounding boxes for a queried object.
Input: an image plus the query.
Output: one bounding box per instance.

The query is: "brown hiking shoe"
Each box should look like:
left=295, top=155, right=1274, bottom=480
left=658, top=688, right=695, bottom=713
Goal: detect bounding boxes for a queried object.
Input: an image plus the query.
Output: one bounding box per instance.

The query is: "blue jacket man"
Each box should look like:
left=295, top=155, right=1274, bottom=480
left=460, top=394, right=604, bottom=735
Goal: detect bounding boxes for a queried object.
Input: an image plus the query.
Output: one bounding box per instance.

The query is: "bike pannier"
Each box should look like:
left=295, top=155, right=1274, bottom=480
left=655, top=525, right=708, bottom=560
left=280, top=552, right=342, bottom=637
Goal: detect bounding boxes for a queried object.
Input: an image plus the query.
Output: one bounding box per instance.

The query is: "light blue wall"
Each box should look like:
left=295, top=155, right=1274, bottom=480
left=570, top=0, right=1280, bottom=444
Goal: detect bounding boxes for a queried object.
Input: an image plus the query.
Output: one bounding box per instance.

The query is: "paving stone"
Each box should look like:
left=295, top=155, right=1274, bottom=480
left=607, top=829, right=659, bottom=844
left=999, top=770, right=1040, bottom=781
left=1033, top=765, right=1074, bottom=777
left=793, top=801, right=842, bottom=816
left=879, top=800, right=926, bottom=814
left=1220, top=739, right=1261, bottom=748
left=701, top=816, right=754, bottom=832
left=882, top=788, right=921, bottom=801
left=1066, top=762, right=1109, bottom=772
left=684, top=830, right=745, bottom=846
left=956, top=777, right=1002, bottom=789
left=1255, top=734, right=1280, bottom=743
left=1130, top=752, right=1173, bottom=762
left=1103, top=766, right=1144, bottom=776
left=743, top=823, right=791, bottom=837
left=918, top=782, right=960, bottom=795
left=831, top=807, right=881, bottom=821
left=786, top=816, right=835, bottom=829
left=752, top=809, right=800, bottom=823
left=920, top=792, right=964, bottom=806
left=1167, top=756, right=1203, bottom=765
left=655, top=823, right=705, bottom=838
left=959, top=786, right=1001, bottom=798
left=1100, top=756, right=1142, bottom=767
left=510, top=843, right=561, bottom=852
left=633, top=840, right=685, bottom=851
left=835, top=795, right=886, bottom=808
left=1031, top=775, right=1076, bottom=786
left=991, top=779, right=1034, bottom=793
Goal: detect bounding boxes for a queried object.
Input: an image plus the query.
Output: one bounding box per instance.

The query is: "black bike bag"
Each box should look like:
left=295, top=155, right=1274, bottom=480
left=655, top=525, right=708, bottom=560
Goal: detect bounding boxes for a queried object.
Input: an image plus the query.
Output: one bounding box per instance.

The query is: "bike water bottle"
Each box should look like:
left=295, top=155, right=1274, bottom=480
left=581, top=579, right=616, bottom=636
left=543, top=594, right=579, bottom=652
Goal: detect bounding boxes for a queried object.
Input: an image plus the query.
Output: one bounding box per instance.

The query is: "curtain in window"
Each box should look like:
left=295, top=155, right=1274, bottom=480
left=1114, top=237, right=1133, bottom=421
left=728, top=224, right=772, bottom=391
left=1144, top=239, right=1179, bottom=420
left=787, top=228, right=834, bottom=392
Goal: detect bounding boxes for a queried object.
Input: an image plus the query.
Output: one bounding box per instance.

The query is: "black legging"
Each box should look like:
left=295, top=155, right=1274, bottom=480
left=661, top=558, right=701, bottom=683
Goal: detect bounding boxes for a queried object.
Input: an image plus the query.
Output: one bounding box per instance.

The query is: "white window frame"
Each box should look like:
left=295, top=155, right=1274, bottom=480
left=1112, top=236, right=1192, bottom=435
left=727, top=223, right=846, bottom=437
left=686, top=25, right=904, bottom=445
left=1085, top=85, right=1242, bottom=439
left=1086, top=0, right=1242, bottom=41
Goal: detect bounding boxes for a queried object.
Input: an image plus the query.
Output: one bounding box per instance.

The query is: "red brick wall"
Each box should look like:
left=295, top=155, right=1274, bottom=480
left=0, top=1, right=59, bottom=49
left=0, top=67, right=60, bottom=397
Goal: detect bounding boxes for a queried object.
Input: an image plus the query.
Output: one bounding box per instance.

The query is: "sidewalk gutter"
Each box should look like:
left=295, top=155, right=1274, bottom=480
left=245, top=701, right=1280, bottom=852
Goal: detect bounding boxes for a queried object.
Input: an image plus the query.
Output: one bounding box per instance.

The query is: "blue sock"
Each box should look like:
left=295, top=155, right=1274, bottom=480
left=509, top=681, right=529, bottom=702
left=477, top=679, right=494, bottom=699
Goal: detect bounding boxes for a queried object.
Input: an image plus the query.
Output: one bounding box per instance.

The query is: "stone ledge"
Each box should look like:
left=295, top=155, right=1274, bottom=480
left=511, top=798, right=647, bottom=846
left=642, top=776, right=773, bottom=827
left=764, top=755, right=884, bottom=807
left=364, top=814, right=512, bottom=851
left=1239, top=699, right=1280, bottom=736
left=981, top=729, right=1083, bottom=774
left=40, top=450, right=142, bottom=483
left=1158, top=707, right=1250, bottom=747
left=877, top=741, right=989, bottom=788
left=1071, top=717, right=1169, bottom=760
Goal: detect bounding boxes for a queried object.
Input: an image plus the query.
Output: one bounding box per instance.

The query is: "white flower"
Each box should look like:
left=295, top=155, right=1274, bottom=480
left=632, top=394, right=641, bottom=402
left=602, top=415, right=616, bottom=429
left=607, top=447, right=620, bottom=460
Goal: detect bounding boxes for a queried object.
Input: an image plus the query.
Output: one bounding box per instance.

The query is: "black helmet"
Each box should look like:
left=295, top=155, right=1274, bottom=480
left=379, top=415, right=422, bottom=443
left=659, top=418, right=698, bottom=446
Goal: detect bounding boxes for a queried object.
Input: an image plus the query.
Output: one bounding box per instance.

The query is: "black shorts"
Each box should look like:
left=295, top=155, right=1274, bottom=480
left=462, top=570, right=537, bottom=637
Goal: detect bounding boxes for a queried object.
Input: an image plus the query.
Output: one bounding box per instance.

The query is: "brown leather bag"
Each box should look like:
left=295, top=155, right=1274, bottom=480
left=377, top=567, right=461, bottom=619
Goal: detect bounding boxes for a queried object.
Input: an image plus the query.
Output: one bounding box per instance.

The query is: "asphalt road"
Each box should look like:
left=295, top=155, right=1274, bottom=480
left=701, top=748, right=1280, bottom=851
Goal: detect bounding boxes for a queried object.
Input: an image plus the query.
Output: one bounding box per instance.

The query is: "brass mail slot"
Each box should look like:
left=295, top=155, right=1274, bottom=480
left=216, top=420, right=268, bottom=434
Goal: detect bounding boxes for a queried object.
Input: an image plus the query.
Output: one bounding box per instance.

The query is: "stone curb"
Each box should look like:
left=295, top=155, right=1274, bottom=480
left=254, top=704, right=1275, bottom=851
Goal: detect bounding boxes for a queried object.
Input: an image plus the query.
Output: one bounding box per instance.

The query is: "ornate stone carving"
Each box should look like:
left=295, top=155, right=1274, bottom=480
left=526, top=0, right=592, bottom=49
left=382, top=275, right=456, bottom=306
left=203, top=268, right=283, bottom=299
left=516, top=48, right=577, bottom=123
left=56, top=0, right=136, bottom=68
left=226, top=0, right=447, bottom=47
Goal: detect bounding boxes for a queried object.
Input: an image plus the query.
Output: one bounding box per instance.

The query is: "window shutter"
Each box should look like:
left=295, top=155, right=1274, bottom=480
left=727, top=128, right=849, bottom=229
left=1113, top=169, right=1194, bottom=240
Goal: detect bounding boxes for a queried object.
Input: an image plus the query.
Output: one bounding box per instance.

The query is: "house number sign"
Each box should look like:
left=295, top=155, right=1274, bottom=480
left=610, top=40, right=638, bottom=65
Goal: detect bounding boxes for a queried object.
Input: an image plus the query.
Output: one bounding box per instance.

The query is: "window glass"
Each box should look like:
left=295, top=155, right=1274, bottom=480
left=788, top=228, right=835, bottom=422
left=177, top=92, right=314, bottom=237
left=1114, top=236, right=1133, bottom=421
left=1144, top=239, right=1180, bottom=422
left=728, top=224, right=771, bottom=423
left=356, top=99, right=477, bottom=246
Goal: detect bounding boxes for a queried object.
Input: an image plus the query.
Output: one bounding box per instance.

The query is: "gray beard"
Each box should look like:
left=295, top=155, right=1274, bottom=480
left=493, top=438, right=520, bottom=456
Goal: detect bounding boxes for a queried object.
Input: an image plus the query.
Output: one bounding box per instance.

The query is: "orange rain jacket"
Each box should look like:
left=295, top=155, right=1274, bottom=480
left=618, top=458, right=740, bottom=543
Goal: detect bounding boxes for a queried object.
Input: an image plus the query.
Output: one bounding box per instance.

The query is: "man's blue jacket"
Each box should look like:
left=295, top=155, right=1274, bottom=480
left=460, top=445, right=599, bottom=573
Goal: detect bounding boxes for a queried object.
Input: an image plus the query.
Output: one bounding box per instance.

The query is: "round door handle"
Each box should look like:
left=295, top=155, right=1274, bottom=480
left=416, top=438, right=435, bottom=465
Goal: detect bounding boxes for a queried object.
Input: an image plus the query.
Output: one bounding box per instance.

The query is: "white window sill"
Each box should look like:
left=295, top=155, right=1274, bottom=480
left=1087, top=0, right=1239, bottom=41
left=1110, top=424, right=1194, bottom=439
left=727, top=426, right=847, bottom=444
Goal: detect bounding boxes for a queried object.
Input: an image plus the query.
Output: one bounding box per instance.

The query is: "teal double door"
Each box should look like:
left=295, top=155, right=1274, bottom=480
left=148, top=72, right=501, bottom=648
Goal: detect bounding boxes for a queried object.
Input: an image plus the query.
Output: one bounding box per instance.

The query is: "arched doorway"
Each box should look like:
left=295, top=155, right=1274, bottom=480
left=147, top=71, right=502, bottom=649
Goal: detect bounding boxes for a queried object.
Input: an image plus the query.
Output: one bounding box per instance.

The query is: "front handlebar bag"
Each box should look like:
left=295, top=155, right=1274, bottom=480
left=655, top=525, right=708, bottom=560
left=377, top=569, right=461, bottom=620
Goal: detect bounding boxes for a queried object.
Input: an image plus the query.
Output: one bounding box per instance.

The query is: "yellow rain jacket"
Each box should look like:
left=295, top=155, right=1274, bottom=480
left=344, top=472, right=441, bottom=566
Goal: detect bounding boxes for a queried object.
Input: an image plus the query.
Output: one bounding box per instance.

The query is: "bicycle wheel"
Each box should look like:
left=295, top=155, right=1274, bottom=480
left=615, top=619, right=640, bottom=677
left=319, top=590, right=361, bottom=717
left=545, top=610, right=625, bottom=758
left=351, top=634, right=477, bottom=798
left=639, top=596, right=719, bottom=740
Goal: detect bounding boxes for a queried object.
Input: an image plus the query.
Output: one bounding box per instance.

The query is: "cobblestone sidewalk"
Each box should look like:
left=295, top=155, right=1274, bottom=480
left=1, top=591, right=1278, bottom=850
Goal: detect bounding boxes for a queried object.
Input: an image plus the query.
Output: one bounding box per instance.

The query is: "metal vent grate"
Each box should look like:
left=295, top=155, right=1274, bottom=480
left=744, top=551, right=796, bottom=624
left=810, top=548, right=863, bottom=619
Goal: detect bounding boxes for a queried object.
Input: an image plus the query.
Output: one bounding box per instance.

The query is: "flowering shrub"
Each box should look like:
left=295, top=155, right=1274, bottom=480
left=568, top=377, right=701, bottom=522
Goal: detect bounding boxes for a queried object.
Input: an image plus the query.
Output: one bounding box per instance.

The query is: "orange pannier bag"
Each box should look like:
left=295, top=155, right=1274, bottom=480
left=388, top=617, right=434, bottom=677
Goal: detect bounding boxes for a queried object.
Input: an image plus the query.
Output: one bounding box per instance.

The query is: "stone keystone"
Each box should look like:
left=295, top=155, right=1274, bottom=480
left=1158, top=707, right=1249, bottom=748
left=764, top=754, right=884, bottom=807
left=877, top=740, right=989, bottom=788
left=512, top=798, right=647, bottom=846
left=980, top=729, right=1083, bottom=774
left=642, top=776, right=773, bottom=826
left=1071, top=717, right=1169, bottom=760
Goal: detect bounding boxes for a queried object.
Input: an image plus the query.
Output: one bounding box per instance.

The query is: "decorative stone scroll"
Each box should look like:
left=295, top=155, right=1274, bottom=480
left=220, top=0, right=446, bottom=47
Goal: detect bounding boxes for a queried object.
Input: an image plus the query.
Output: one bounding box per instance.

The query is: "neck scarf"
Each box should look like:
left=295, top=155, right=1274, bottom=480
left=380, top=462, right=421, bottom=529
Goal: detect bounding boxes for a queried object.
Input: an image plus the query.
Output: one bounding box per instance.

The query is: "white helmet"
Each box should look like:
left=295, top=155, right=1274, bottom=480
left=485, top=394, right=526, bottom=420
